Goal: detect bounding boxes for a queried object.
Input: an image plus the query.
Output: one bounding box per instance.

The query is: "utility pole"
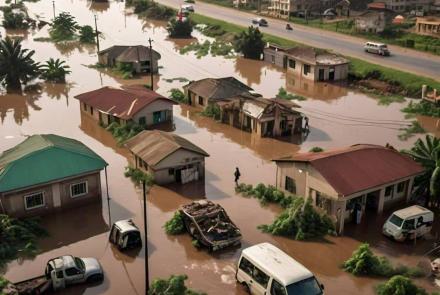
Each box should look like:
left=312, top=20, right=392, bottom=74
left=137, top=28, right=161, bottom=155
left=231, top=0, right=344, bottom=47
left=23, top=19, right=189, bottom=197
left=94, top=15, right=100, bottom=52
left=142, top=180, right=150, bottom=294
left=148, top=38, right=154, bottom=91
left=52, top=1, right=56, bottom=19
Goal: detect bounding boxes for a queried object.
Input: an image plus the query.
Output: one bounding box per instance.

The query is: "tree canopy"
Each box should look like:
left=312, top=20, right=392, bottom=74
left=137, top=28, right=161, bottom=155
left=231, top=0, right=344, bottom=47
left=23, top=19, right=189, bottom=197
left=40, top=58, right=71, bottom=83
left=376, top=275, right=428, bottom=295
left=167, top=18, right=194, bottom=38
left=233, top=26, right=265, bottom=60
left=49, top=12, right=79, bottom=41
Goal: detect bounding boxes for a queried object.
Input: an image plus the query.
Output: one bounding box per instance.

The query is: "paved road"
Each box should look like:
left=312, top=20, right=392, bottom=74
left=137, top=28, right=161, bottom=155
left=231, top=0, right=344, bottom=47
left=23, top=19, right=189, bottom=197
left=158, top=0, right=440, bottom=81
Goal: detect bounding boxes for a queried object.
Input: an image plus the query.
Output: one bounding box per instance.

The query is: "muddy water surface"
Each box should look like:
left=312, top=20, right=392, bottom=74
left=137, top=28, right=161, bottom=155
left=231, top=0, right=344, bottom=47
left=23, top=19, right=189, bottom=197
left=0, top=0, right=439, bottom=294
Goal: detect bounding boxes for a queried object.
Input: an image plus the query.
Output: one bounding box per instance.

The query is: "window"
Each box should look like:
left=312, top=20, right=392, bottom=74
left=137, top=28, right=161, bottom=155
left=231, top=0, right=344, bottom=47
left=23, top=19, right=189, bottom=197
left=288, top=59, right=296, bottom=69
left=397, top=181, right=405, bottom=193
left=90, top=107, right=94, bottom=115
left=24, top=192, right=45, bottom=210
left=385, top=185, right=394, bottom=198
left=169, top=168, right=175, bottom=176
left=253, top=267, right=270, bottom=288
left=139, top=116, right=146, bottom=126
left=271, top=280, right=287, bottom=295
left=83, top=103, right=87, bottom=111
left=239, top=257, right=254, bottom=276
left=402, top=219, right=415, bottom=231
left=285, top=176, right=296, bottom=194
left=198, top=96, right=204, bottom=106
left=271, top=55, right=275, bottom=63
left=65, top=267, right=81, bottom=276
left=286, top=277, right=323, bottom=295
left=303, top=64, right=311, bottom=75
left=70, top=181, right=88, bottom=198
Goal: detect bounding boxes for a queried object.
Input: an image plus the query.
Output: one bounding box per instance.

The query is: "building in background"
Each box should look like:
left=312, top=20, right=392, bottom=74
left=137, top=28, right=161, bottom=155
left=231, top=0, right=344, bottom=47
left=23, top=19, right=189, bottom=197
left=415, top=16, right=440, bottom=37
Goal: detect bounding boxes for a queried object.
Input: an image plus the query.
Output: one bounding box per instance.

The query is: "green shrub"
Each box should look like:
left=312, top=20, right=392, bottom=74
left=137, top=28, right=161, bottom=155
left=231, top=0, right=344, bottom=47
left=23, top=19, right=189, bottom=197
left=149, top=274, right=206, bottom=295
left=164, top=211, right=186, bottom=235
left=106, top=121, right=144, bottom=143
left=2, top=8, right=28, bottom=29
left=309, top=147, right=324, bottom=153
left=402, top=100, right=440, bottom=118
left=201, top=103, right=221, bottom=120
left=277, top=87, right=306, bottom=101
left=0, top=276, right=9, bottom=292
left=233, top=26, right=264, bottom=59
left=127, top=0, right=176, bottom=20
left=344, top=244, right=424, bottom=278
left=398, top=121, right=426, bottom=141
left=259, top=197, right=335, bottom=240
left=49, top=12, right=79, bottom=41
left=79, top=25, right=95, bottom=43
left=167, top=18, right=194, bottom=38
left=236, top=183, right=295, bottom=208
left=0, top=215, right=47, bottom=267
left=124, top=166, right=154, bottom=185
left=169, top=88, right=188, bottom=103
left=376, top=275, right=428, bottom=295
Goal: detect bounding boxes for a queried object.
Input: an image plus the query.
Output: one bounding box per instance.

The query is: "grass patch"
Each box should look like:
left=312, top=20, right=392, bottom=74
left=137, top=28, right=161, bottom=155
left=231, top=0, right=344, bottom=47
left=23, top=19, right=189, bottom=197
left=402, top=100, right=440, bottom=118
left=309, top=147, right=324, bottom=152
left=277, top=87, right=306, bottom=101
left=235, top=183, right=296, bottom=208
left=344, top=243, right=424, bottom=278
left=180, top=40, right=234, bottom=58
left=200, top=103, right=221, bottom=120
left=33, top=37, right=52, bottom=42
left=0, top=215, right=48, bottom=267
left=149, top=274, right=206, bottom=295
left=376, top=94, right=406, bottom=106
left=164, top=77, right=189, bottom=83
left=164, top=211, right=186, bottom=235
left=398, top=121, right=426, bottom=141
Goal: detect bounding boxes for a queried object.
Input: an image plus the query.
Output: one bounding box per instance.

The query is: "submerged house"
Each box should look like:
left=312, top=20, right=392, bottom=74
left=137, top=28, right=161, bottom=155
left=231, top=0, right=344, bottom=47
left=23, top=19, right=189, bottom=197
left=0, top=135, right=108, bottom=218
left=183, top=77, right=255, bottom=109
left=98, top=45, right=161, bottom=74
left=216, top=94, right=306, bottom=137
left=264, top=44, right=349, bottom=81
left=273, top=144, right=424, bottom=234
left=125, top=130, right=209, bottom=185
left=75, top=85, right=176, bottom=127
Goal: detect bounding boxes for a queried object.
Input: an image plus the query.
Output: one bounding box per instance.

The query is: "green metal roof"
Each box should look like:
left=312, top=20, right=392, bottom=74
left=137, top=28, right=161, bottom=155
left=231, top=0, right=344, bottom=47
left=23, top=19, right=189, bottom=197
left=0, top=134, right=108, bottom=193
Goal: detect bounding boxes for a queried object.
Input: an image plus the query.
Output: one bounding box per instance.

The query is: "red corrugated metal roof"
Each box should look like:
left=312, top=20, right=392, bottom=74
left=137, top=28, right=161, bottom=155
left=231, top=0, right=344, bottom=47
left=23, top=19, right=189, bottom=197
left=274, top=144, right=424, bottom=197
left=74, top=85, right=176, bottom=120
left=368, top=2, right=386, bottom=9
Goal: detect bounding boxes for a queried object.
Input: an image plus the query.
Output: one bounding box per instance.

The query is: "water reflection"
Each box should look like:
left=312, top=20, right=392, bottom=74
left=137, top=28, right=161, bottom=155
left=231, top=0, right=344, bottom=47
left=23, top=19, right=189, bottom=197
left=43, top=82, right=74, bottom=104
left=234, top=57, right=265, bottom=86
left=54, top=41, right=97, bottom=57
left=88, top=0, right=111, bottom=13
left=0, top=90, right=41, bottom=124
left=285, top=71, right=348, bottom=101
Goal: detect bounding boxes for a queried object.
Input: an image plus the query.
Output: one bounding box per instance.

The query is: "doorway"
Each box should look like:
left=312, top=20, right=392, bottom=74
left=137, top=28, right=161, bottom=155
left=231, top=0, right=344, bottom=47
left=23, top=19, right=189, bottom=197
left=329, top=68, right=335, bottom=81
left=318, top=69, right=325, bottom=81
left=175, top=169, right=182, bottom=183
left=366, top=190, right=380, bottom=213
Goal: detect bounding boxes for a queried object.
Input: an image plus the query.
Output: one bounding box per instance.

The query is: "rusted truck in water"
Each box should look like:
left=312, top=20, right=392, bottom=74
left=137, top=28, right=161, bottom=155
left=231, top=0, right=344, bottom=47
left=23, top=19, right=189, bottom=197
left=180, top=200, right=242, bottom=251
left=11, top=255, right=104, bottom=294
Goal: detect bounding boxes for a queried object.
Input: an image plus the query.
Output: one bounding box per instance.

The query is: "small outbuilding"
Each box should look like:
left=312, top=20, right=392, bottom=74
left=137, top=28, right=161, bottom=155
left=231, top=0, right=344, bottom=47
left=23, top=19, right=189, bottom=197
left=273, top=144, right=424, bottom=234
left=125, top=130, right=209, bottom=185
left=0, top=134, right=108, bottom=218
left=183, top=77, right=255, bottom=109
left=75, top=85, right=176, bottom=127
left=98, top=45, right=161, bottom=74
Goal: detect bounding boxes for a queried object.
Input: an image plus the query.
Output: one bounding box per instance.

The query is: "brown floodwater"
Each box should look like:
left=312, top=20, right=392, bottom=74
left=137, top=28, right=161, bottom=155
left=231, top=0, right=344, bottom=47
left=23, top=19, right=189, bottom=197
left=0, top=0, right=439, bottom=294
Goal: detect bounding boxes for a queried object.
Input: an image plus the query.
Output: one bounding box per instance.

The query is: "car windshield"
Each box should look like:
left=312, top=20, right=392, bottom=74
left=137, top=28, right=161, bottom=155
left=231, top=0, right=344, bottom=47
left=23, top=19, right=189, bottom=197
left=380, top=45, right=388, bottom=48
left=74, top=257, right=85, bottom=271
left=286, top=277, right=322, bottom=295
left=389, top=214, right=404, bottom=227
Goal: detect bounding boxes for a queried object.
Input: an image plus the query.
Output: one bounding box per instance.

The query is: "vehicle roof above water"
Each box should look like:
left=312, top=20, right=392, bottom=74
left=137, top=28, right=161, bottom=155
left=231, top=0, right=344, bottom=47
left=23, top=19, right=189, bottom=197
left=365, top=42, right=388, bottom=47
left=50, top=255, right=76, bottom=270
left=241, top=243, right=314, bottom=286
left=114, top=219, right=140, bottom=234
left=393, top=205, right=433, bottom=219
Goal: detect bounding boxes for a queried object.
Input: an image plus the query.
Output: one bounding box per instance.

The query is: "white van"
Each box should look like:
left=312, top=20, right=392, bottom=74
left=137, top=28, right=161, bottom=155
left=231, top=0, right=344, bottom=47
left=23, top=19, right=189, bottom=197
left=236, top=243, right=324, bottom=295
left=364, top=42, right=390, bottom=56
left=383, top=205, right=434, bottom=242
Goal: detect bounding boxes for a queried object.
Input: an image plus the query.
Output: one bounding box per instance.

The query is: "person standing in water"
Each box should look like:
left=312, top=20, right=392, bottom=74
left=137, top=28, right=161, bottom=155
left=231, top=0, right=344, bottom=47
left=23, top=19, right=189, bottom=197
left=234, top=167, right=241, bottom=186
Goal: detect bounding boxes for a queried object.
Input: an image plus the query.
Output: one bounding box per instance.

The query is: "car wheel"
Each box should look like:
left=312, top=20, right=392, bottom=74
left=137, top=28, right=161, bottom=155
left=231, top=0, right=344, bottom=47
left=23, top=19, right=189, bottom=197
left=242, top=282, right=250, bottom=294
left=87, top=274, right=104, bottom=283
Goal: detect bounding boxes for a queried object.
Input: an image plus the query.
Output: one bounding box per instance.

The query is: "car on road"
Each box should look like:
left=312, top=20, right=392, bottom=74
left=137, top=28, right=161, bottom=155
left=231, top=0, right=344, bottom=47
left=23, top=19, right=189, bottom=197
left=364, top=42, right=390, bottom=56
left=252, top=18, right=268, bottom=27
left=181, top=4, right=195, bottom=12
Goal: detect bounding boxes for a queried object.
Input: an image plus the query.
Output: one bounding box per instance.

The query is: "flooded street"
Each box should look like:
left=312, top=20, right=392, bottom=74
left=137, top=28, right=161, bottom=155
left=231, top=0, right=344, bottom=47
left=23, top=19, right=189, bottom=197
left=1, top=0, right=439, bottom=294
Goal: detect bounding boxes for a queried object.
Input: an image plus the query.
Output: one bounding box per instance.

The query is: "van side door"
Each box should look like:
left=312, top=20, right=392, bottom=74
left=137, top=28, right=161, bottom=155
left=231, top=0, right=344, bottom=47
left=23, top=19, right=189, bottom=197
left=402, top=218, right=416, bottom=239
left=64, top=267, right=85, bottom=285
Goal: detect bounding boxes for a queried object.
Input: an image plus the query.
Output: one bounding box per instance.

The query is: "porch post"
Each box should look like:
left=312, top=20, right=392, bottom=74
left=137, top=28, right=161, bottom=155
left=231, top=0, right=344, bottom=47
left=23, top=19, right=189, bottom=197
left=338, top=200, right=346, bottom=235
left=377, top=188, right=385, bottom=214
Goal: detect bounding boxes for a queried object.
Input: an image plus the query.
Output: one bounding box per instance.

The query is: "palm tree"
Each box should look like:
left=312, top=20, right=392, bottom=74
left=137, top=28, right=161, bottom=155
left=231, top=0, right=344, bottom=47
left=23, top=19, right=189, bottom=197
left=49, top=12, right=79, bottom=41
left=0, top=37, right=40, bottom=90
left=404, top=134, right=440, bottom=205
left=40, top=58, right=71, bottom=83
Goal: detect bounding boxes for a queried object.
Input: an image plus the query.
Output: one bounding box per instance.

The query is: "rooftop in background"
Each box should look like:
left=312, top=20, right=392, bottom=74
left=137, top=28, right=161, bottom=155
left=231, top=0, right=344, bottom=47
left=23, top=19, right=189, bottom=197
left=242, top=243, right=314, bottom=286
left=98, top=45, right=161, bottom=63
left=368, top=2, right=387, bottom=10
left=273, top=144, right=424, bottom=197
left=0, top=134, right=107, bottom=193
left=285, top=47, right=349, bottom=66
left=74, top=85, right=176, bottom=120
left=184, top=77, right=255, bottom=101
left=124, top=130, right=209, bottom=168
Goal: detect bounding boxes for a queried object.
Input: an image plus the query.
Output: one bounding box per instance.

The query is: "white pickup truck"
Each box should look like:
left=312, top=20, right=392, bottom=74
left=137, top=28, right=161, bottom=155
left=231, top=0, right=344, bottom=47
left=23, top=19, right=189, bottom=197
left=13, top=255, right=104, bottom=294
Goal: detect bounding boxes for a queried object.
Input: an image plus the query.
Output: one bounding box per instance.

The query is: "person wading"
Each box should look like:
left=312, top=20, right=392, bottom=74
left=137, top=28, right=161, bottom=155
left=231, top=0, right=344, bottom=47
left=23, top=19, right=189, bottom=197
left=234, top=167, right=241, bottom=186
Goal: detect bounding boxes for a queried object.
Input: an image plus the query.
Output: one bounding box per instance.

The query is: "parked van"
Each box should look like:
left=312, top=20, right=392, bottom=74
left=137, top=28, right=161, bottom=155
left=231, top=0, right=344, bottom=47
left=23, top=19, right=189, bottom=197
left=383, top=205, right=434, bottom=242
left=364, top=42, right=390, bottom=56
left=236, top=243, right=324, bottom=295
left=252, top=18, right=268, bottom=27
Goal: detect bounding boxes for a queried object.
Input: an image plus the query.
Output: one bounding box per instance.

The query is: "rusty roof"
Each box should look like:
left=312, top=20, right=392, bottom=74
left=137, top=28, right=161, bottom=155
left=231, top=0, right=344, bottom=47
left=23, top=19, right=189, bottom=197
left=273, top=144, right=424, bottom=197
left=124, top=130, right=209, bottom=168
left=184, top=77, right=253, bottom=101
left=74, top=85, right=175, bottom=120
left=286, top=47, right=349, bottom=66
left=99, top=45, right=161, bottom=63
